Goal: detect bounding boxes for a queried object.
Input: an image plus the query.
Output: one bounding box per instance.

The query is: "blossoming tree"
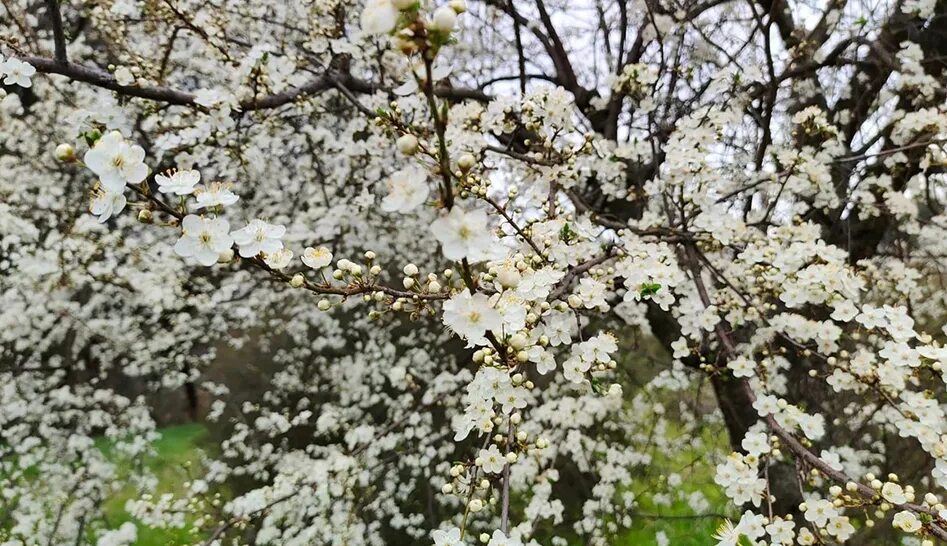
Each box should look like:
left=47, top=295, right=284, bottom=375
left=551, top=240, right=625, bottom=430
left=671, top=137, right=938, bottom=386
left=3, top=0, right=947, bottom=544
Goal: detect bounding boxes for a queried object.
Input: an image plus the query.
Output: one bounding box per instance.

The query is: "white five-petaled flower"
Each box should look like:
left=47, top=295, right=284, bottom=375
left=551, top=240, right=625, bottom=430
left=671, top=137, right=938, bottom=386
left=83, top=131, right=149, bottom=193
left=360, top=0, right=398, bottom=34
left=155, top=169, right=201, bottom=195
left=486, top=530, right=523, bottom=546
left=477, top=444, right=505, bottom=474
left=231, top=219, right=285, bottom=258
left=431, top=527, right=464, bottom=546
left=0, top=58, right=36, bottom=88
left=301, top=246, right=333, bottom=269
left=194, top=182, right=240, bottom=209
left=381, top=167, right=429, bottom=213
left=173, top=215, right=233, bottom=266
left=89, top=189, right=126, bottom=223
left=264, top=248, right=293, bottom=270
left=430, top=207, right=497, bottom=262
left=442, top=289, right=502, bottom=346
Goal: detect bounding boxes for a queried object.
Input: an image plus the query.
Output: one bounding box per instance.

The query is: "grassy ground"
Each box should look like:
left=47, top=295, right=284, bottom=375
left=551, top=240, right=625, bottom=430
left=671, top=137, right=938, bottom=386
left=98, top=423, right=728, bottom=545
left=100, top=423, right=209, bottom=545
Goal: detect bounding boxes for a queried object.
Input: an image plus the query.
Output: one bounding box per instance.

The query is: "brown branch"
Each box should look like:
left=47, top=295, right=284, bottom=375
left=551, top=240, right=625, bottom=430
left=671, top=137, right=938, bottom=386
left=20, top=55, right=492, bottom=111
left=44, top=0, right=67, bottom=63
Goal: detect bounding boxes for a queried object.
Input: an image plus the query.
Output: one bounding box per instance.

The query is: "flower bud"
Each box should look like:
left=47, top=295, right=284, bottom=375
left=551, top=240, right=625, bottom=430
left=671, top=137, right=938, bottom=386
left=458, top=153, right=476, bottom=172
left=403, top=263, right=419, bottom=276
left=449, top=0, right=467, bottom=13
left=397, top=134, right=419, bottom=155
left=468, top=499, right=483, bottom=512
left=290, top=274, right=305, bottom=288
left=137, top=209, right=153, bottom=224
left=318, top=299, right=331, bottom=311
left=509, top=333, right=528, bottom=350
left=217, top=249, right=234, bottom=263
left=431, top=6, right=457, bottom=32
left=54, top=143, right=76, bottom=162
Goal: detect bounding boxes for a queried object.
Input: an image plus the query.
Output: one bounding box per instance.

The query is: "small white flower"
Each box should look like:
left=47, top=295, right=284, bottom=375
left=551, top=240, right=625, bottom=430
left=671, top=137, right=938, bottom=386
left=155, top=169, right=200, bottom=195
left=194, top=182, right=239, bottom=209
left=231, top=219, right=285, bottom=258
left=478, top=445, right=505, bottom=474
left=881, top=481, right=907, bottom=505
left=381, top=167, right=429, bottom=213
left=83, top=131, right=148, bottom=193
left=442, top=289, right=502, bottom=345
left=431, top=527, right=464, bottom=546
left=89, top=189, right=126, bottom=223
left=0, top=58, right=36, bottom=88
left=430, top=207, right=498, bottom=262
left=173, top=215, right=233, bottom=267
left=264, top=248, right=293, bottom=270
left=114, top=66, right=135, bottom=86
left=301, top=246, right=333, bottom=269
left=893, top=510, right=921, bottom=532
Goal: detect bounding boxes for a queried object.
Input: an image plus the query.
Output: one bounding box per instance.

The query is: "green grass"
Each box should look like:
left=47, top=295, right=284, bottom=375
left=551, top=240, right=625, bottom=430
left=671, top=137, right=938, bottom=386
left=99, top=423, right=209, bottom=545
left=615, top=423, right=732, bottom=545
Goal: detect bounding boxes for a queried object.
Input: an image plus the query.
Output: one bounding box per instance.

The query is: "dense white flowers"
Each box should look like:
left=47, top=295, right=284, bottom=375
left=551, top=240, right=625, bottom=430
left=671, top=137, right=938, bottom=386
left=10, top=1, right=947, bottom=544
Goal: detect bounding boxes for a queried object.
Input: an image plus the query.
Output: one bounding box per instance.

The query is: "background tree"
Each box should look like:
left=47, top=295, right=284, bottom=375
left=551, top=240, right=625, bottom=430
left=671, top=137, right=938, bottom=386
left=3, top=0, right=947, bottom=544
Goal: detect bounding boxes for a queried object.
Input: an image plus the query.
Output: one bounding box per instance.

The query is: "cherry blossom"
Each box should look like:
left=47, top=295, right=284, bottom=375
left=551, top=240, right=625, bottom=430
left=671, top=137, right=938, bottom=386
left=173, top=214, right=233, bottom=266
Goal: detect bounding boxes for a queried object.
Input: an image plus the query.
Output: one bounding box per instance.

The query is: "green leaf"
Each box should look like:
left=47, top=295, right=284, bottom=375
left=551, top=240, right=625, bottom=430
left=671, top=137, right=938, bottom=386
left=639, top=282, right=662, bottom=296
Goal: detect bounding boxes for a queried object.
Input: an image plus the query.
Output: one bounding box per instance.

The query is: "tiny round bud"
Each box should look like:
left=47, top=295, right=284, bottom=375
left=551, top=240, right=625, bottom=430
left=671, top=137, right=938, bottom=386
left=403, top=277, right=415, bottom=289
left=458, top=153, right=476, bottom=172
left=431, top=6, right=458, bottom=32
left=449, top=0, right=467, bottom=13
left=441, top=483, right=453, bottom=494
left=505, top=452, right=517, bottom=463
left=468, top=499, right=483, bottom=512
left=318, top=299, right=331, bottom=311
left=509, top=333, right=528, bottom=350
left=290, top=274, right=305, bottom=288
left=403, top=263, right=419, bottom=276
left=54, top=143, right=76, bottom=162
left=137, top=209, right=153, bottom=224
